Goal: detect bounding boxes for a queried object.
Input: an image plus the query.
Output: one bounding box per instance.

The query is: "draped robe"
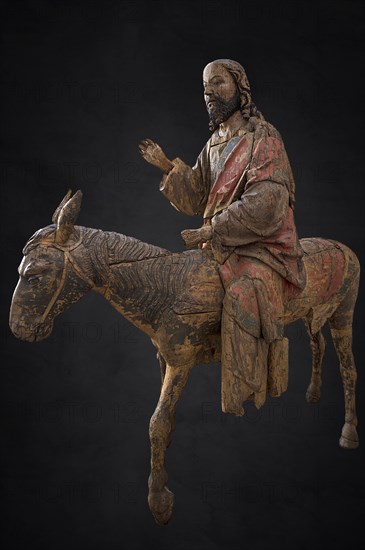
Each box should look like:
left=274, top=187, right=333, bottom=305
left=160, top=116, right=306, bottom=413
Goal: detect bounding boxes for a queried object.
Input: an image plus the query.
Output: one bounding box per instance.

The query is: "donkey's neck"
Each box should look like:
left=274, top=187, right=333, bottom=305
left=77, top=226, right=172, bottom=335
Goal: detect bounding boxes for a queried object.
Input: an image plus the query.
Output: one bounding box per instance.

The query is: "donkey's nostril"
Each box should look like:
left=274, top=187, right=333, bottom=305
left=9, top=320, right=53, bottom=342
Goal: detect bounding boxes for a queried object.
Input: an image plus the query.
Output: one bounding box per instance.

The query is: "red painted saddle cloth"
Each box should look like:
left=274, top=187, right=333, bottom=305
left=218, top=238, right=347, bottom=414
left=219, top=238, right=346, bottom=342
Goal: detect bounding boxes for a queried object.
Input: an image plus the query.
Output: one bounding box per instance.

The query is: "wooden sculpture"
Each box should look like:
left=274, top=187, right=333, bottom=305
left=9, top=60, right=360, bottom=525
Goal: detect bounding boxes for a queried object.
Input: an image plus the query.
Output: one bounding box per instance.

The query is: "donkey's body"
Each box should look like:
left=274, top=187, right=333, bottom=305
left=10, top=191, right=360, bottom=525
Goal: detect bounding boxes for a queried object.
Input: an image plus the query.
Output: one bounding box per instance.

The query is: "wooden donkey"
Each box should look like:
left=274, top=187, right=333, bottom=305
left=10, top=190, right=360, bottom=524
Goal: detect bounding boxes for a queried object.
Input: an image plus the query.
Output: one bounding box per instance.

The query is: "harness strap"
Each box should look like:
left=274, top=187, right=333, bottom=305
left=39, top=254, right=68, bottom=324
left=65, top=250, right=96, bottom=288
left=39, top=246, right=97, bottom=324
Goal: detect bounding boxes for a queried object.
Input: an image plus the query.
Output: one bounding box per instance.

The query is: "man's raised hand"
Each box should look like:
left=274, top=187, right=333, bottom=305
left=138, top=138, right=174, bottom=174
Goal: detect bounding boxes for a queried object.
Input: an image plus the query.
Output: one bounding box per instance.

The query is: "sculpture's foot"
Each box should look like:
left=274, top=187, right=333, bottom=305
left=339, top=422, right=359, bottom=450
left=148, top=486, right=175, bottom=525
left=306, top=383, right=321, bottom=403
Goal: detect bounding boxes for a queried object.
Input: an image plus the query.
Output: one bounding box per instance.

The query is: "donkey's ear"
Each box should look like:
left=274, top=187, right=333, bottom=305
left=52, top=189, right=72, bottom=224
left=54, top=190, right=83, bottom=244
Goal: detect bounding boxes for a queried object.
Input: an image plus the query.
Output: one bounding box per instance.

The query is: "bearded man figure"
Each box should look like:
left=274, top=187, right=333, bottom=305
left=139, top=59, right=306, bottom=415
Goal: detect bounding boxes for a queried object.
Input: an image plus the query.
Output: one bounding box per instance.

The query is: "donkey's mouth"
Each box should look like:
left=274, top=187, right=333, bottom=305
left=9, top=320, right=54, bottom=342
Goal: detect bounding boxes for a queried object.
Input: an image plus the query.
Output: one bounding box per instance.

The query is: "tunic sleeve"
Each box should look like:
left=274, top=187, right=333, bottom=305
left=211, top=126, right=294, bottom=251
left=211, top=181, right=289, bottom=248
left=159, top=144, right=210, bottom=216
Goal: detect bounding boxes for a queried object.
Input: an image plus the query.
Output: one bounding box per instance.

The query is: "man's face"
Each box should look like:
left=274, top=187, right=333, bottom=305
left=203, top=63, right=240, bottom=130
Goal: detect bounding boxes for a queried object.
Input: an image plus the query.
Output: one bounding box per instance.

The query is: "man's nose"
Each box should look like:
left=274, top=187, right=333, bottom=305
left=204, top=85, right=213, bottom=96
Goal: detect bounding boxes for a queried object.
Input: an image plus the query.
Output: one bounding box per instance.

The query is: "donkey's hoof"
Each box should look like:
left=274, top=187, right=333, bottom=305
left=306, top=383, right=321, bottom=403
left=339, top=423, right=359, bottom=450
left=148, top=486, right=174, bottom=525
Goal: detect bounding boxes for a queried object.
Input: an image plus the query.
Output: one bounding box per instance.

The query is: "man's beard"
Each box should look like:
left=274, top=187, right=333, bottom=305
left=207, top=91, right=241, bottom=132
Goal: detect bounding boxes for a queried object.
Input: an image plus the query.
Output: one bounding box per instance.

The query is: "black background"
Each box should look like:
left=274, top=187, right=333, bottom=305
left=1, top=1, right=364, bottom=549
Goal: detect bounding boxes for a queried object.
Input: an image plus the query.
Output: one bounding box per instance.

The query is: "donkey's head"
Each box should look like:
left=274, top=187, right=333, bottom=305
left=9, top=190, right=93, bottom=342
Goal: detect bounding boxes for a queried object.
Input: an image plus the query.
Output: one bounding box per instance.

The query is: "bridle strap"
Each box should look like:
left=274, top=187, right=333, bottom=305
left=65, top=250, right=96, bottom=288
left=39, top=244, right=97, bottom=324
left=39, top=253, right=69, bottom=324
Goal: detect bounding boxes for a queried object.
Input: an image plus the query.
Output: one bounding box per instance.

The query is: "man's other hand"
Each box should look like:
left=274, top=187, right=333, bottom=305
left=181, top=226, right=213, bottom=249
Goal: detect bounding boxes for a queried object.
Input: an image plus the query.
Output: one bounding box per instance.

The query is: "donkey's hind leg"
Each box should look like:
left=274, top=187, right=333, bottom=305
left=304, top=320, right=326, bottom=404
left=328, top=277, right=359, bottom=449
left=329, top=325, right=359, bottom=449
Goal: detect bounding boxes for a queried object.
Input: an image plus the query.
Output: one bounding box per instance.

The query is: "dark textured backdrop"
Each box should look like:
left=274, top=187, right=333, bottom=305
left=1, top=1, right=364, bottom=549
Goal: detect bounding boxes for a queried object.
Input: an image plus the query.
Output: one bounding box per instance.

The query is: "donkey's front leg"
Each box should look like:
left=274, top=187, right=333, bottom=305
left=148, top=362, right=193, bottom=525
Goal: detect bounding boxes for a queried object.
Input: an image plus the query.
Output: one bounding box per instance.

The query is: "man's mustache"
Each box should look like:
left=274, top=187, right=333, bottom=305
left=206, top=95, right=227, bottom=106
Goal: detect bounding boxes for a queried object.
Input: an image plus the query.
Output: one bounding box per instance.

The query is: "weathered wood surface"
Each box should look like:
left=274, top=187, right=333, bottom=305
left=9, top=190, right=360, bottom=525
left=9, top=59, right=360, bottom=525
left=139, top=60, right=309, bottom=418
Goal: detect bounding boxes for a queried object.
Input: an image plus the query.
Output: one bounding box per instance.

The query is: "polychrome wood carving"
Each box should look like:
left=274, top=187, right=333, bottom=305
left=10, top=60, right=360, bottom=525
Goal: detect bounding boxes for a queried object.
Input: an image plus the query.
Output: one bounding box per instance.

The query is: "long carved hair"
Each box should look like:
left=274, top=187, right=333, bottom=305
left=212, top=59, right=265, bottom=131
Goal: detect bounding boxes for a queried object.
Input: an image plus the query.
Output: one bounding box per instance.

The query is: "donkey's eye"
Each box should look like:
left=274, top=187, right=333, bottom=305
left=27, top=275, right=43, bottom=284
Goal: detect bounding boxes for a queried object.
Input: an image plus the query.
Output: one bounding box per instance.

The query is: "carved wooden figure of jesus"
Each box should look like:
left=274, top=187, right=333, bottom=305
left=10, top=60, right=360, bottom=525
left=140, top=59, right=313, bottom=414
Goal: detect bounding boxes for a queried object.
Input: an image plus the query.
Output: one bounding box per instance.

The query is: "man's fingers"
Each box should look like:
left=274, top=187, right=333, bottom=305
left=138, top=139, right=166, bottom=170
left=139, top=140, right=150, bottom=149
left=139, top=138, right=151, bottom=147
left=139, top=140, right=153, bottom=158
left=139, top=139, right=160, bottom=156
left=140, top=138, right=156, bottom=148
left=181, top=229, right=201, bottom=250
